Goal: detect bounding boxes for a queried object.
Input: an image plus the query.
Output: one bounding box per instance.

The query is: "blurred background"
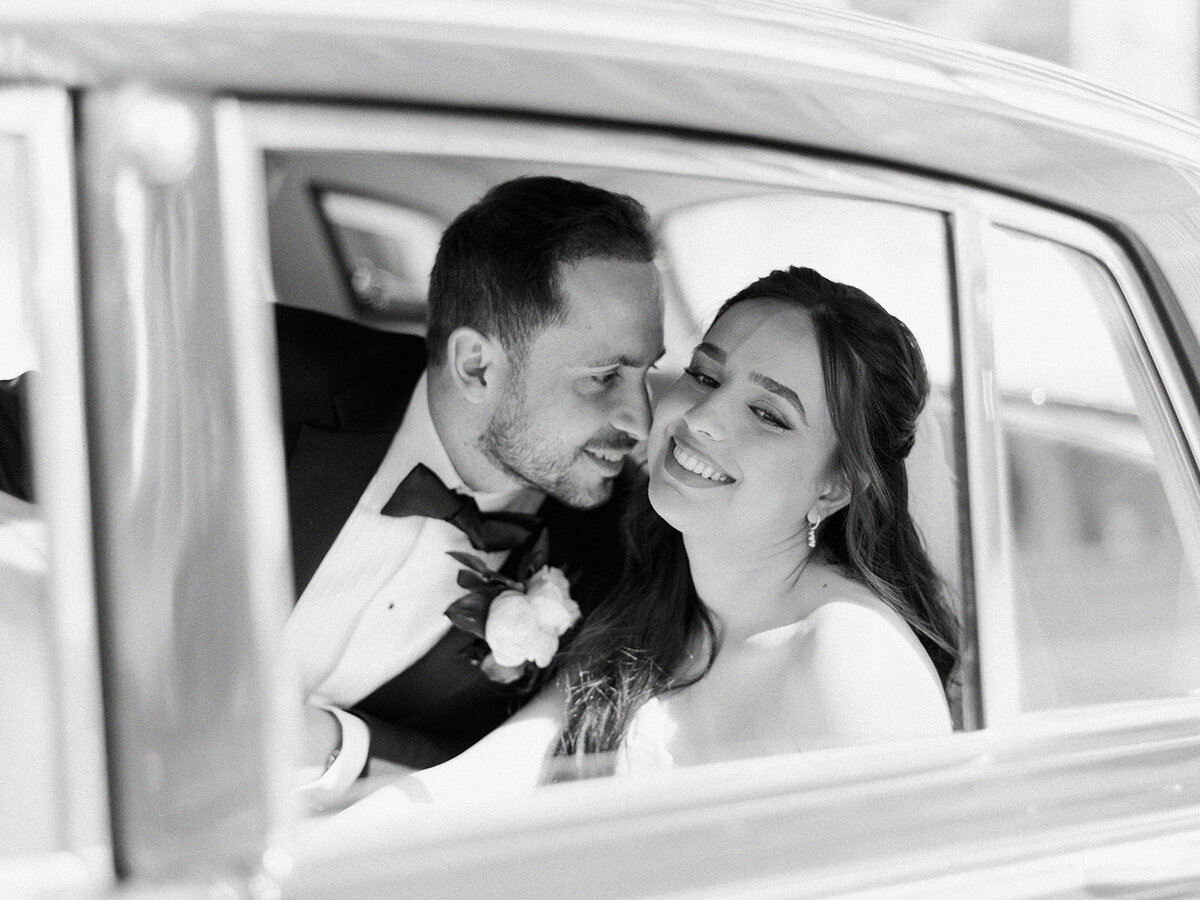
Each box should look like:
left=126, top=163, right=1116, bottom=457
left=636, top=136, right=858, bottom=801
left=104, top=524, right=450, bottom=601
left=817, top=0, right=1200, bottom=117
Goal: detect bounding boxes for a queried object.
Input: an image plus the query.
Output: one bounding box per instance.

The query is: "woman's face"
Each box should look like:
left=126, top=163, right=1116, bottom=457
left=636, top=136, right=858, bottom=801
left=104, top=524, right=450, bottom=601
left=647, top=298, right=843, bottom=544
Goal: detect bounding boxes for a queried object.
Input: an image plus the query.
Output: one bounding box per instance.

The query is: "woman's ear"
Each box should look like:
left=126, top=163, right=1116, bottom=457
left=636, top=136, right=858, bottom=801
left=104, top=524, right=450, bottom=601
left=445, top=327, right=507, bottom=404
left=815, top=469, right=854, bottom=520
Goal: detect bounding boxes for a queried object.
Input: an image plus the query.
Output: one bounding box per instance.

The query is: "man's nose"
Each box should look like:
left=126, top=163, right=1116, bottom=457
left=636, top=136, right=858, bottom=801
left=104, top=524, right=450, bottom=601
left=610, top=375, right=652, bottom=442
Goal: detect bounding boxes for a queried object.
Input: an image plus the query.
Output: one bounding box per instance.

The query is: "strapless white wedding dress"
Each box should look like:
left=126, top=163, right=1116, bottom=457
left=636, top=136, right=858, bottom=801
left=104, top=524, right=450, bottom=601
left=614, top=697, right=677, bottom=773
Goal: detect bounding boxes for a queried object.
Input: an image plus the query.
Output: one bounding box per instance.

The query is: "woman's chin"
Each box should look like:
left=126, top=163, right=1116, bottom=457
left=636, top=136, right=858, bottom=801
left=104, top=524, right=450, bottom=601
left=647, top=468, right=696, bottom=534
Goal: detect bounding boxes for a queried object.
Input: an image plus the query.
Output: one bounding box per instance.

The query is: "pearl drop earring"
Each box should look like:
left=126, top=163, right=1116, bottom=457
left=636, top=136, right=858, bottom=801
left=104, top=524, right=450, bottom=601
left=807, top=512, right=821, bottom=549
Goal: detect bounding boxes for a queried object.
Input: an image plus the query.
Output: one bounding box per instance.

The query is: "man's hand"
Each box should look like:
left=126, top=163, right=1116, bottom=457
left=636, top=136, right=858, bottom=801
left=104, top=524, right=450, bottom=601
left=303, top=703, right=342, bottom=769
left=295, top=705, right=373, bottom=813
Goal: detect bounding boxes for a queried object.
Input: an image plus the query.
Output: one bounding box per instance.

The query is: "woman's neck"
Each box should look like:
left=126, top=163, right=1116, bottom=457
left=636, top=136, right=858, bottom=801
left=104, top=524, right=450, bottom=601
left=681, top=530, right=815, bottom=640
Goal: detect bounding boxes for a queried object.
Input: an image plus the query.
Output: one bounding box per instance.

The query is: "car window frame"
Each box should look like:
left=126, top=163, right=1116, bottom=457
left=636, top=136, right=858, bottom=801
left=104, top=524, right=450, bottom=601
left=230, top=92, right=1200, bottom=728
left=0, top=86, right=111, bottom=894
left=950, top=186, right=1200, bottom=725
left=230, top=96, right=980, bottom=720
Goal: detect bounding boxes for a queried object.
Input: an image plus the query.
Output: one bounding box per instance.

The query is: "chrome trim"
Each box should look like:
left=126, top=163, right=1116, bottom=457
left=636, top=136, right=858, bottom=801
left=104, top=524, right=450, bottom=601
left=285, top=706, right=1200, bottom=897
left=0, top=86, right=112, bottom=889
left=236, top=104, right=959, bottom=210
left=212, top=96, right=301, bottom=848
left=948, top=198, right=1021, bottom=727
left=79, top=88, right=284, bottom=881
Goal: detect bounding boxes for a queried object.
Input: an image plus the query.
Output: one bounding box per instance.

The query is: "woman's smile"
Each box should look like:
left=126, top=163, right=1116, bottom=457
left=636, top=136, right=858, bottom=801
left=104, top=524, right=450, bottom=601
left=648, top=298, right=842, bottom=538
left=666, top=436, right=735, bottom=485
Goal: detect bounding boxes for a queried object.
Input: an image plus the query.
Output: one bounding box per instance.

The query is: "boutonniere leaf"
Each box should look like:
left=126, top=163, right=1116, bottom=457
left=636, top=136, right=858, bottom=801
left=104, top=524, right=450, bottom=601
left=444, top=591, right=490, bottom=640
left=447, top=549, right=522, bottom=591
left=443, top=543, right=580, bottom=685
left=446, top=550, right=494, bottom=576
left=455, top=569, right=490, bottom=591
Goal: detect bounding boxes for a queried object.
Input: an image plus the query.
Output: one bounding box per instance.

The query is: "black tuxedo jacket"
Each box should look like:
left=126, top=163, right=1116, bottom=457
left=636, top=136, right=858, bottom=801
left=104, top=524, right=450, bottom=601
left=275, top=305, right=628, bottom=768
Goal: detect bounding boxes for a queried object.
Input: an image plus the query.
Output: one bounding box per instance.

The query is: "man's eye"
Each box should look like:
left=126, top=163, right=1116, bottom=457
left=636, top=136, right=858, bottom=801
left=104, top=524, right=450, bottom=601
left=752, top=406, right=790, bottom=430
left=591, top=370, right=620, bottom=386
left=685, top=367, right=718, bottom=388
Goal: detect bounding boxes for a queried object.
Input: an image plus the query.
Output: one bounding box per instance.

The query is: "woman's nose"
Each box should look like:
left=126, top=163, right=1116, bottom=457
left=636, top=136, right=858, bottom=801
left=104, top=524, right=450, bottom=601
left=682, top=390, right=726, bottom=441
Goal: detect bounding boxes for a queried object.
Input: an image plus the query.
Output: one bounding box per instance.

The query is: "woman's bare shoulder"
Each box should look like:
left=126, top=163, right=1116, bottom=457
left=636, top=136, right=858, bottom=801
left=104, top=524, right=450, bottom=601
left=778, top=566, right=951, bottom=745
left=792, top=565, right=921, bottom=653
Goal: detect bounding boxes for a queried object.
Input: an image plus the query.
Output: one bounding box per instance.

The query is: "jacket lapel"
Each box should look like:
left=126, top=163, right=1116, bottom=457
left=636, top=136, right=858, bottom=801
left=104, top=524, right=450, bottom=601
left=354, top=472, right=636, bottom=749
left=284, top=339, right=424, bottom=597
left=287, top=425, right=395, bottom=596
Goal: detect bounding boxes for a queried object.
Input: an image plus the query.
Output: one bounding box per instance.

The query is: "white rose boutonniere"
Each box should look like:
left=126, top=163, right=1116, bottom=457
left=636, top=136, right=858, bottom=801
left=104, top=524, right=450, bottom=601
left=485, top=587, right=563, bottom=668
left=444, top=532, right=581, bottom=686
left=525, top=566, right=580, bottom=635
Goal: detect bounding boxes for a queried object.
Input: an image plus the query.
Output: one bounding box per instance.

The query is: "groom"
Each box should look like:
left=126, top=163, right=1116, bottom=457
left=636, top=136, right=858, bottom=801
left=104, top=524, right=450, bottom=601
left=277, top=176, right=663, bottom=798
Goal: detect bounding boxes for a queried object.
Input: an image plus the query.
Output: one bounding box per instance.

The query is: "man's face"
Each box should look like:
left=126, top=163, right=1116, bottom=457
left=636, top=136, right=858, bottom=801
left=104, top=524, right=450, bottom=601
left=481, top=255, right=663, bottom=508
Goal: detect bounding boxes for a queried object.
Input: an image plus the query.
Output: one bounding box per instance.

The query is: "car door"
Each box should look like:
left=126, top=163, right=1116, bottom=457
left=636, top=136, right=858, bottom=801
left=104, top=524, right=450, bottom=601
left=27, top=90, right=1200, bottom=898
left=226, top=103, right=1200, bottom=895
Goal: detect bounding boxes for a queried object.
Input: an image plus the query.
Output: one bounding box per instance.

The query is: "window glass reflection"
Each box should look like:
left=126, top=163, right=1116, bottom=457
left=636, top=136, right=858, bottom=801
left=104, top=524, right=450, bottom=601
left=988, top=226, right=1200, bottom=709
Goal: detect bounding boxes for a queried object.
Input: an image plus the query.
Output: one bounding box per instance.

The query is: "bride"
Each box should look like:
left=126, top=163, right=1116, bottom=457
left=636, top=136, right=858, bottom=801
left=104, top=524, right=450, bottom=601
left=333, top=266, right=959, bottom=804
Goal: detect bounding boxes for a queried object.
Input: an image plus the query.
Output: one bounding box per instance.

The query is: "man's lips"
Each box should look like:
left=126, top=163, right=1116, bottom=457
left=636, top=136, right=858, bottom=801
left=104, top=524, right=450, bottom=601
left=668, top=436, right=734, bottom=484
left=583, top=444, right=633, bottom=473
left=585, top=446, right=630, bottom=463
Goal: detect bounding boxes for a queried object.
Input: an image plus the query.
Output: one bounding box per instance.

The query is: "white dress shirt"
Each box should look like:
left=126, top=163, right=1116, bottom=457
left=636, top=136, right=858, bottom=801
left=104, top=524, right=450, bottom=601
left=285, top=373, right=541, bottom=795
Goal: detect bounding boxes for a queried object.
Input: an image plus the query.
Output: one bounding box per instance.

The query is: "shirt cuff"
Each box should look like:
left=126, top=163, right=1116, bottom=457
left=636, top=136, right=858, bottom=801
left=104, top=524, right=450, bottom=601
left=294, top=705, right=371, bottom=811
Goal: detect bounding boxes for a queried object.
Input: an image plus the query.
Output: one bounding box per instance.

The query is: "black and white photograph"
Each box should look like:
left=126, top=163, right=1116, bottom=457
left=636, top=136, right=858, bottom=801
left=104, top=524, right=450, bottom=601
left=4, top=1, right=1200, bottom=897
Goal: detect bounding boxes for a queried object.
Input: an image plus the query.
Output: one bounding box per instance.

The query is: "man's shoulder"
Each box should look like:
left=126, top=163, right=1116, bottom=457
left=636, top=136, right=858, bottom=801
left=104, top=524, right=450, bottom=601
left=275, top=304, right=426, bottom=362
left=274, top=304, right=427, bottom=436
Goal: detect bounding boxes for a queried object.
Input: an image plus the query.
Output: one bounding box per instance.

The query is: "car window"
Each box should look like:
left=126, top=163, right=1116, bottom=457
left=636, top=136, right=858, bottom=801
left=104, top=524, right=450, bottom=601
left=986, top=225, right=1200, bottom=710
left=316, top=189, right=443, bottom=331
left=243, top=106, right=1200, bottom=896
left=251, top=107, right=979, bottom=771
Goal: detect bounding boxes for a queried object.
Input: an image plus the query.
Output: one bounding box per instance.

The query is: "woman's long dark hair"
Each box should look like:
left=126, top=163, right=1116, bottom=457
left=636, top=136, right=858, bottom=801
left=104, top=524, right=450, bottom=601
left=555, top=266, right=960, bottom=766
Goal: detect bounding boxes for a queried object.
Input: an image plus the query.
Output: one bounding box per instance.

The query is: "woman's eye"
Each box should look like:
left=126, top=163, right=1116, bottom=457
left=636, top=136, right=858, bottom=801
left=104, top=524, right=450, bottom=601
left=752, top=406, right=790, bottom=430
left=685, top=367, right=718, bottom=388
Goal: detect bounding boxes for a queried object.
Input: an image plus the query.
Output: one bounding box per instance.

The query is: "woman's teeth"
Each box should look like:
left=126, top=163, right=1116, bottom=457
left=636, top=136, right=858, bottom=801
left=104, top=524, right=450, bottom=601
left=671, top=441, right=732, bottom=483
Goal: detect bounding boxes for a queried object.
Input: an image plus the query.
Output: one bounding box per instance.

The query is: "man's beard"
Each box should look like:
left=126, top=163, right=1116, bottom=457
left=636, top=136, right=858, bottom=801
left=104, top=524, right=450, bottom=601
left=479, top=381, right=624, bottom=509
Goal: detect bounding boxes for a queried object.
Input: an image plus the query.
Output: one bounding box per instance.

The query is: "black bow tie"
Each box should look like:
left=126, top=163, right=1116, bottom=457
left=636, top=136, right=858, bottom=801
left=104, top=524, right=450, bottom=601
left=382, top=463, right=542, bottom=552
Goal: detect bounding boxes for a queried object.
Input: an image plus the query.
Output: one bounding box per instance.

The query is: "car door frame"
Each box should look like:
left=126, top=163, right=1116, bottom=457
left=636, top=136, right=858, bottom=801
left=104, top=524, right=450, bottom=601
left=0, top=85, right=111, bottom=895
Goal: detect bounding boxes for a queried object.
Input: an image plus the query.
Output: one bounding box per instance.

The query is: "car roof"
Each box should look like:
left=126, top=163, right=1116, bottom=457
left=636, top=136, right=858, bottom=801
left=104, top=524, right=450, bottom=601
left=5, top=0, right=1200, bottom=326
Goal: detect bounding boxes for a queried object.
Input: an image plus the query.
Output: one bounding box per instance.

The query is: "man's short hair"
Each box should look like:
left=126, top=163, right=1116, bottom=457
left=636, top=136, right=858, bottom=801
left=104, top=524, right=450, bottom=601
left=426, top=176, right=655, bottom=365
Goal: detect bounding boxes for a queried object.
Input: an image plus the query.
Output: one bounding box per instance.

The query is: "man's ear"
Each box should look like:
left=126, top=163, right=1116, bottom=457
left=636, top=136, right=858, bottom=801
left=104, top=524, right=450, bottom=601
left=444, top=326, right=506, bottom=404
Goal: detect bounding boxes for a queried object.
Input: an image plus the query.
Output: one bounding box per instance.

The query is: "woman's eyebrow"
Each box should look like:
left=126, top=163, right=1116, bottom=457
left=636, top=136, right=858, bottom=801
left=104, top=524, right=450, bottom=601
left=694, top=342, right=725, bottom=362
left=750, top=372, right=809, bottom=425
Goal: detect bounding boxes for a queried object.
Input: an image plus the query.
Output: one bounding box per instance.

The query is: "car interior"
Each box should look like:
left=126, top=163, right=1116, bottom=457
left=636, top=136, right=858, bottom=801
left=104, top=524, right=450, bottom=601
left=262, top=138, right=970, bottom=748
left=253, top=107, right=1200, bottom=751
